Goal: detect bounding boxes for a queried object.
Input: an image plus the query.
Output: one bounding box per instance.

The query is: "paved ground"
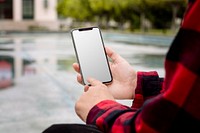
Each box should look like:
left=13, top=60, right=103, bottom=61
left=0, top=69, right=133, bottom=133
left=0, top=34, right=86, bottom=133
left=0, top=70, right=84, bottom=133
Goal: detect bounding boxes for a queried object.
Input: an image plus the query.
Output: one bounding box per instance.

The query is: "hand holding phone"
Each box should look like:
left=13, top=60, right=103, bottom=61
left=71, top=27, right=112, bottom=85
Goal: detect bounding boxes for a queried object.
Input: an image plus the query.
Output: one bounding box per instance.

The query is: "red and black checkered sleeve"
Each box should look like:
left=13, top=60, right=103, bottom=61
left=87, top=1, right=200, bottom=132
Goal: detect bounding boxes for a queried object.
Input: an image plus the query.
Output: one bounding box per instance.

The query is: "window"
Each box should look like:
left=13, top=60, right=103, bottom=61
left=22, top=0, right=34, bottom=19
left=0, top=0, right=13, bottom=19
left=44, top=0, right=48, bottom=9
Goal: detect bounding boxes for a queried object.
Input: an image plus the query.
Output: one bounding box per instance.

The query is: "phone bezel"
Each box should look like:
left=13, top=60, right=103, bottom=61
left=71, top=26, right=113, bottom=85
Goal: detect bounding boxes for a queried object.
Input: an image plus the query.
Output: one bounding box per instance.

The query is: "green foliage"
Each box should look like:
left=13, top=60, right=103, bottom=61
left=57, top=0, right=187, bottom=30
left=145, top=0, right=187, bottom=29
left=57, top=0, right=92, bottom=21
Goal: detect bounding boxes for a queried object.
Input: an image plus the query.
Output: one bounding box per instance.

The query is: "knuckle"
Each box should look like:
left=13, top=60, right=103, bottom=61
left=100, top=84, right=105, bottom=87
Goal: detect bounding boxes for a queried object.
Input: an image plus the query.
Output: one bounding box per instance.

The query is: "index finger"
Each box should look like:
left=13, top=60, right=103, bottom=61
left=72, top=63, right=80, bottom=73
left=87, top=78, right=102, bottom=86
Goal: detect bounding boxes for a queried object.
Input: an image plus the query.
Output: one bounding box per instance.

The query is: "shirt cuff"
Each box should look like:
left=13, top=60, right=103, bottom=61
left=86, top=100, right=119, bottom=125
left=132, top=71, right=163, bottom=108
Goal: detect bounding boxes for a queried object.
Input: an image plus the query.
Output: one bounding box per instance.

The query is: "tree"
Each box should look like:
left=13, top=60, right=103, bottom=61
left=88, top=0, right=113, bottom=27
left=133, top=0, right=186, bottom=32
left=57, top=0, right=92, bottom=21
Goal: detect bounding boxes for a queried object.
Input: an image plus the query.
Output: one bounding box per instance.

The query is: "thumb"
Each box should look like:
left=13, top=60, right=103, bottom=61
left=105, top=46, right=124, bottom=64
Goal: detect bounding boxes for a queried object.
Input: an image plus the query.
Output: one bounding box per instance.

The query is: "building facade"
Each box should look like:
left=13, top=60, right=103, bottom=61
left=0, top=0, right=59, bottom=31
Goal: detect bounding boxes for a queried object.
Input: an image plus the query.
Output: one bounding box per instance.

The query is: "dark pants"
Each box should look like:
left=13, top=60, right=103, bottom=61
left=42, top=124, right=103, bottom=133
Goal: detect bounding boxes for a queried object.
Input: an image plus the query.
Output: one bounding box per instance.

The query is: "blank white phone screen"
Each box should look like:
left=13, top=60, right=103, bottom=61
left=71, top=27, right=112, bottom=85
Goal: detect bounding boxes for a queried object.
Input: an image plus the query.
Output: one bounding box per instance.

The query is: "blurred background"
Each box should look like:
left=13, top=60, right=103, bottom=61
left=0, top=0, right=186, bottom=133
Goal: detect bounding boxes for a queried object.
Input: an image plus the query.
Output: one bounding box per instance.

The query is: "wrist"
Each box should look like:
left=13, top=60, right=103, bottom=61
left=133, top=71, right=163, bottom=101
left=86, top=100, right=119, bottom=124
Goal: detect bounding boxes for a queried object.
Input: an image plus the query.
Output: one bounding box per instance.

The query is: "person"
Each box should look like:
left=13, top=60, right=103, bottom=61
left=43, top=0, right=200, bottom=132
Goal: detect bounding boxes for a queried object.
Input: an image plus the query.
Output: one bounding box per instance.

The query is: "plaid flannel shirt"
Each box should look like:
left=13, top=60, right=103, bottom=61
left=86, top=0, right=200, bottom=132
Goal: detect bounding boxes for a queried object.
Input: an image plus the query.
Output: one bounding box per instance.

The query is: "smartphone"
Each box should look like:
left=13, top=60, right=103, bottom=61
left=71, top=27, right=112, bottom=85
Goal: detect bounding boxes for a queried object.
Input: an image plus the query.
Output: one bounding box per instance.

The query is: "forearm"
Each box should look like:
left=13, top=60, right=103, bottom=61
left=87, top=100, right=138, bottom=133
left=86, top=71, right=164, bottom=132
